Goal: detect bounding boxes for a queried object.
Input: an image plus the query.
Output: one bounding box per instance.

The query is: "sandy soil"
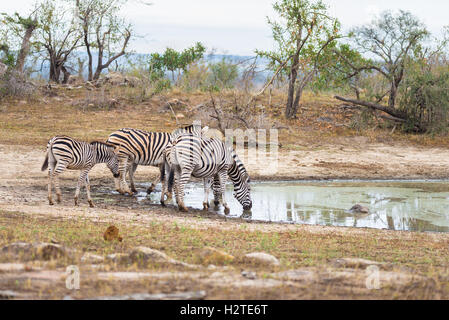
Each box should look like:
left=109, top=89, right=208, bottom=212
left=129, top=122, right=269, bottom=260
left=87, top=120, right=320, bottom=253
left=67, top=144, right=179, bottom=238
left=1, top=141, right=449, bottom=231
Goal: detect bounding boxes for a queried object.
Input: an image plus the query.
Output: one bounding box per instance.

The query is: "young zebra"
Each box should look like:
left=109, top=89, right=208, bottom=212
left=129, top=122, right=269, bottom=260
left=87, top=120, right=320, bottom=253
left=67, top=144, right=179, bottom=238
left=41, top=136, right=119, bottom=207
left=165, top=134, right=252, bottom=213
left=106, top=124, right=207, bottom=195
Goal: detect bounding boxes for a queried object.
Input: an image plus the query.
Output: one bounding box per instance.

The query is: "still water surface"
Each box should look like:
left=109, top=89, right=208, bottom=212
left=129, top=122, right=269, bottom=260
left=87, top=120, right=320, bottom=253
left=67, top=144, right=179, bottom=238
left=135, top=180, right=449, bottom=233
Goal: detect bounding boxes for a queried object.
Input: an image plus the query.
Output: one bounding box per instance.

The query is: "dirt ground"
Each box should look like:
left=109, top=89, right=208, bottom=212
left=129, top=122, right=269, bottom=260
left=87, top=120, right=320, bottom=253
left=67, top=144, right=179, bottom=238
left=0, top=142, right=448, bottom=300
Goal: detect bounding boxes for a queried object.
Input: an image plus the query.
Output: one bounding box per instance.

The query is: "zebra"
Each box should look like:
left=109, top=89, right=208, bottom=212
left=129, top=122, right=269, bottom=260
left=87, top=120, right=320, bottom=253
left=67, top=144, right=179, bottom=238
left=106, top=124, right=208, bottom=195
left=41, top=136, right=119, bottom=207
left=164, top=134, right=252, bottom=214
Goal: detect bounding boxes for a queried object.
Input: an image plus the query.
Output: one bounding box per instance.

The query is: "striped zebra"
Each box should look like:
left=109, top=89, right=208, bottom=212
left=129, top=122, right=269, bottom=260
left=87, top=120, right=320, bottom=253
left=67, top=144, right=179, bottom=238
left=106, top=124, right=207, bottom=195
left=164, top=134, right=252, bottom=213
left=41, top=136, right=119, bottom=207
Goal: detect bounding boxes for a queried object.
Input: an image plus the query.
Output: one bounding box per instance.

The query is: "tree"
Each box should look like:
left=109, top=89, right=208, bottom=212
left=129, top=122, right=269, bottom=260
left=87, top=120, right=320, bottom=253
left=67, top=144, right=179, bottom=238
left=345, top=10, right=429, bottom=108
left=256, top=0, right=341, bottom=119
left=0, top=12, right=38, bottom=73
left=148, top=42, right=206, bottom=84
left=35, top=0, right=82, bottom=83
left=75, top=0, right=132, bottom=81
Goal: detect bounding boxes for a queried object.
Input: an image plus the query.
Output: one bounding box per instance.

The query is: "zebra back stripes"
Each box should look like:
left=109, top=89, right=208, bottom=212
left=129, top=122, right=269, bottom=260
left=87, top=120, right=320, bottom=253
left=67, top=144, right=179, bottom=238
left=165, top=133, right=252, bottom=212
left=106, top=124, right=207, bottom=194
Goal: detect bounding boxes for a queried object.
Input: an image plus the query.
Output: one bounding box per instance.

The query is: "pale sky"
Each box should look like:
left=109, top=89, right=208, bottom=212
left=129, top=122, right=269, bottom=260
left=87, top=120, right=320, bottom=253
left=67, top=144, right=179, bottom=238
left=2, top=0, right=449, bottom=55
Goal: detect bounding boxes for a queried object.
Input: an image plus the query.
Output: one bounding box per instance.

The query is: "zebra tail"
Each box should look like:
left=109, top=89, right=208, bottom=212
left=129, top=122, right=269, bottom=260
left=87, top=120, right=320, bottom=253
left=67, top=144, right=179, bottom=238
left=167, top=166, right=175, bottom=193
left=41, top=152, right=49, bottom=171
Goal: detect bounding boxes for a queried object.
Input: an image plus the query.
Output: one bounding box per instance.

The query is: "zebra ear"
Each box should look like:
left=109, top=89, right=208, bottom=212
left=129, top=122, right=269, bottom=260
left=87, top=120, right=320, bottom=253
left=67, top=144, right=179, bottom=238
left=201, top=126, right=209, bottom=135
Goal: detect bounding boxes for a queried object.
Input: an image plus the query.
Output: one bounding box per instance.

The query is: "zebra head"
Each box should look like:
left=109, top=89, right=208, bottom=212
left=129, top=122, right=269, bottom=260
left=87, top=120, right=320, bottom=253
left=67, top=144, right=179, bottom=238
left=91, top=141, right=120, bottom=178
left=229, top=151, right=252, bottom=211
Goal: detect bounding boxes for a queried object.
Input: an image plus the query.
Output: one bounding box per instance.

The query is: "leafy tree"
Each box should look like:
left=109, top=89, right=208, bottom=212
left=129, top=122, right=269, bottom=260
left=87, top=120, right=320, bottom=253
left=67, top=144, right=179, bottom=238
left=148, top=42, right=205, bottom=84
left=257, top=0, right=341, bottom=119
left=0, top=12, right=38, bottom=72
left=209, top=57, right=239, bottom=89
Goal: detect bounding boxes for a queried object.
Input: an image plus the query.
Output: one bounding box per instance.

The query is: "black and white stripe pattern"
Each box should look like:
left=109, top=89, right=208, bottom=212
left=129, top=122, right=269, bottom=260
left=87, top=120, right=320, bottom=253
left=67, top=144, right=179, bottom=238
left=106, top=124, right=206, bottom=195
left=164, top=134, right=252, bottom=213
left=41, top=136, right=119, bottom=207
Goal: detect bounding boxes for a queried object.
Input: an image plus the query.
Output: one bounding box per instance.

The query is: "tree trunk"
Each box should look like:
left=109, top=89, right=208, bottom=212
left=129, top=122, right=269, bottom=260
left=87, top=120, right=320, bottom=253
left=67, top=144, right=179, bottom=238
left=15, top=22, right=36, bottom=73
left=285, top=63, right=298, bottom=119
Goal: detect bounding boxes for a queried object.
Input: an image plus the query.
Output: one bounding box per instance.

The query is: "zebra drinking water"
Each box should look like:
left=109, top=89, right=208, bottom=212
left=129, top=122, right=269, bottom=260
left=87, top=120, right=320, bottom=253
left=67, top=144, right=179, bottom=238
left=41, top=136, right=119, bottom=207
left=164, top=134, right=252, bottom=214
left=106, top=124, right=207, bottom=195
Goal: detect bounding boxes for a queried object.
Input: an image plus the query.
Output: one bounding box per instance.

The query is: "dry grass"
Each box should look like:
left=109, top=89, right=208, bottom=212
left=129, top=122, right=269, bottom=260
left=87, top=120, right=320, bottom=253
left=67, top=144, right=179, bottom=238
left=1, top=86, right=449, bottom=149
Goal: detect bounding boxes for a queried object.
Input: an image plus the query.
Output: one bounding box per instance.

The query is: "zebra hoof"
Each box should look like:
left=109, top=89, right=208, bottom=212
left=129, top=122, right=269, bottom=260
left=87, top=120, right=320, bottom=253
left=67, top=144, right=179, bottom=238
left=48, top=201, right=54, bottom=206
left=131, top=187, right=138, bottom=193
left=161, top=200, right=166, bottom=207
left=74, top=199, right=79, bottom=206
left=224, top=207, right=230, bottom=215
left=214, top=200, right=220, bottom=206
left=88, top=200, right=95, bottom=208
left=56, top=196, right=62, bottom=204
left=179, top=206, right=189, bottom=212
left=202, top=202, right=209, bottom=211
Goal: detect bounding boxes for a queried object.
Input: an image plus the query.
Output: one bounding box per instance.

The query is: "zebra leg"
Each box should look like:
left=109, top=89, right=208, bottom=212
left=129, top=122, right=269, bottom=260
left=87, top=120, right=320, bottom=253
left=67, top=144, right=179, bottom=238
left=203, top=178, right=212, bottom=210
left=54, top=160, right=68, bottom=204
left=74, top=168, right=89, bottom=206
left=47, top=162, right=55, bottom=205
left=212, top=176, right=221, bottom=208
left=85, top=173, right=94, bottom=208
left=118, top=155, right=132, bottom=195
left=217, top=171, right=230, bottom=215
left=175, top=169, right=191, bottom=212
left=128, top=162, right=138, bottom=194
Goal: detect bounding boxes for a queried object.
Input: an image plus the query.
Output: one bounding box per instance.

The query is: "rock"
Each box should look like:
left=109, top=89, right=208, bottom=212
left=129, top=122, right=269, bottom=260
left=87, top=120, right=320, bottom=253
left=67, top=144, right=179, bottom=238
left=34, top=243, right=66, bottom=260
left=0, top=263, right=27, bottom=273
left=241, top=271, right=257, bottom=279
left=331, top=258, right=384, bottom=269
left=0, top=62, right=7, bottom=77
left=81, top=253, right=105, bottom=264
left=1, top=242, right=68, bottom=261
left=0, top=290, right=20, bottom=300
left=91, top=290, right=206, bottom=300
left=199, top=247, right=235, bottom=265
left=1, top=242, right=34, bottom=258
left=105, top=253, right=130, bottom=265
left=176, top=113, right=185, bottom=119
left=272, top=269, right=317, bottom=282
left=243, top=252, right=280, bottom=266
left=67, top=75, right=84, bottom=85
left=129, top=247, right=199, bottom=269
left=349, top=204, right=370, bottom=214
left=103, top=226, right=123, bottom=242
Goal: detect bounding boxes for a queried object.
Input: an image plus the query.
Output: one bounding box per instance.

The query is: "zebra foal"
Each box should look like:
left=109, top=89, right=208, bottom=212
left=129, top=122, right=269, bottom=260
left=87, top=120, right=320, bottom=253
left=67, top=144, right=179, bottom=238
left=164, top=134, right=252, bottom=213
left=41, top=136, right=119, bottom=207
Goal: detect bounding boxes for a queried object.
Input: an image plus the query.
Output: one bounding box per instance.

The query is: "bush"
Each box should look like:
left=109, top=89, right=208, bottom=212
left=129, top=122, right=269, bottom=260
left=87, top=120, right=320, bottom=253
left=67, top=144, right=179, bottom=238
left=0, top=69, right=35, bottom=100
left=399, top=70, right=449, bottom=133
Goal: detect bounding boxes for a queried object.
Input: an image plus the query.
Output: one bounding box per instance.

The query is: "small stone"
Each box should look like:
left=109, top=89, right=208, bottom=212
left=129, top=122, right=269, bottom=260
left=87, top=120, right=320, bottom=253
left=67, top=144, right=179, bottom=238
left=241, top=271, right=257, bottom=279
left=199, top=247, right=235, bottom=265
left=0, top=263, right=27, bottom=273
left=81, top=253, right=105, bottom=264
left=34, top=243, right=66, bottom=260
left=0, top=290, right=19, bottom=300
left=106, top=253, right=130, bottom=265
left=243, top=252, right=280, bottom=266
left=331, top=258, right=384, bottom=269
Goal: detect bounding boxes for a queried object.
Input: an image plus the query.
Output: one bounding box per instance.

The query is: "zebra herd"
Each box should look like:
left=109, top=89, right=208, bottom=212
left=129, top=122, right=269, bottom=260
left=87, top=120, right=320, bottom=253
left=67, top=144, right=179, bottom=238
left=41, top=124, right=252, bottom=214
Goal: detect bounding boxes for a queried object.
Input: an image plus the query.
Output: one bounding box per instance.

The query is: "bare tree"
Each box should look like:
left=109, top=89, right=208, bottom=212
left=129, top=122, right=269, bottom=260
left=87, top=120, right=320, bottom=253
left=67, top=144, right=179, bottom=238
left=35, top=0, right=82, bottom=83
left=75, top=0, right=132, bottom=81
